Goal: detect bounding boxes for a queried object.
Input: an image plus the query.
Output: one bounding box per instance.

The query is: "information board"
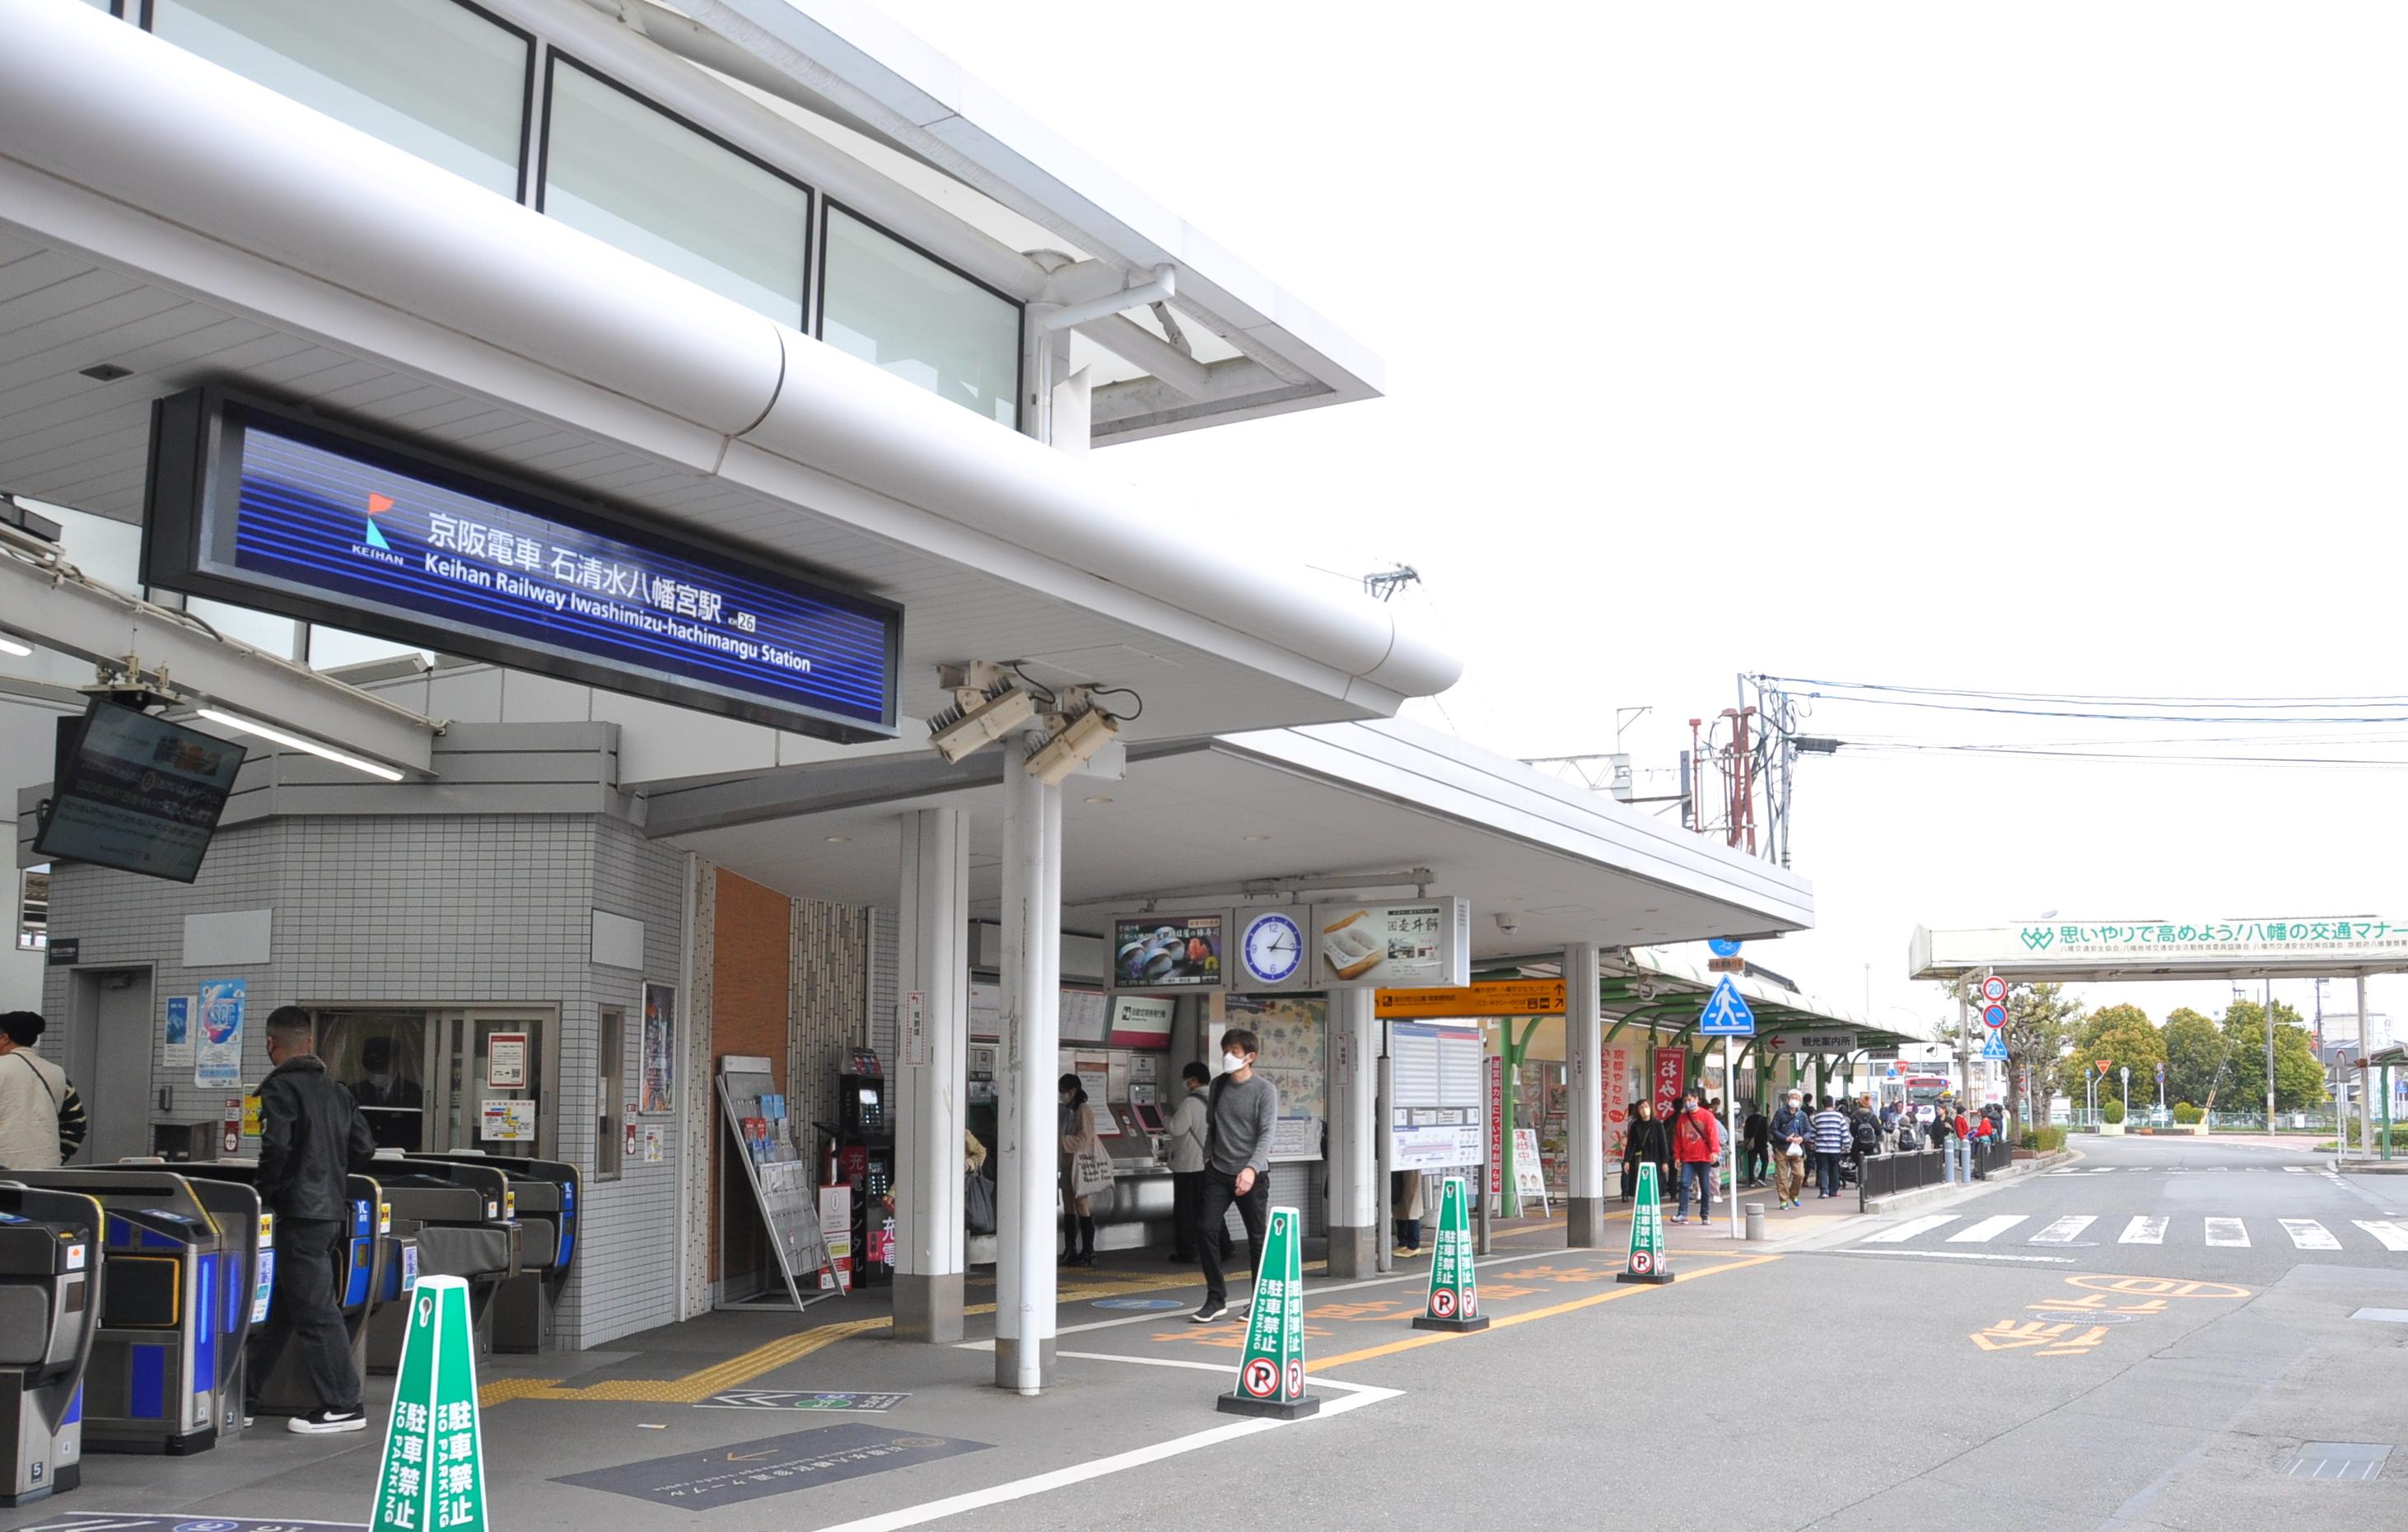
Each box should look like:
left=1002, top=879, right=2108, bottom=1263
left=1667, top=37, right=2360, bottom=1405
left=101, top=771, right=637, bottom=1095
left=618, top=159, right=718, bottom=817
left=143, top=386, right=902, bottom=743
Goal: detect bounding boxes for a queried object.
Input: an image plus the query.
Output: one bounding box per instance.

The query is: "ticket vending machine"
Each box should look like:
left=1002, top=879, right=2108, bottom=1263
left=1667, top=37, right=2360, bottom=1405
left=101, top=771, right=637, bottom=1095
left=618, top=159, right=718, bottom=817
left=411, top=1152, right=578, bottom=1352
left=7, top=1170, right=226, bottom=1455
left=836, top=1054, right=893, bottom=1287
left=0, top=1184, right=101, bottom=1506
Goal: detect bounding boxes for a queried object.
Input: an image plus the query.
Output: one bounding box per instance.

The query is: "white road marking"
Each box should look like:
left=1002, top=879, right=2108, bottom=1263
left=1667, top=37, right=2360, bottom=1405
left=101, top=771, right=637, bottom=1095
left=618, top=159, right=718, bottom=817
left=2283, top=1165, right=2308, bottom=1173
left=1948, top=1216, right=2029, bottom=1244
left=2353, top=1221, right=2408, bottom=1252
left=2205, top=1217, right=2250, bottom=1247
left=1862, top=1215, right=1959, bottom=1244
left=2119, top=1217, right=2166, bottom=1245
left=809, top=1357, right=1401, bottom=1532
left=2030, top=1216, right=2097, bottom=1245
left=2281, top=1220, right=2340, bottom=1250
left=1846, top=1248, right=2075, bottom=1264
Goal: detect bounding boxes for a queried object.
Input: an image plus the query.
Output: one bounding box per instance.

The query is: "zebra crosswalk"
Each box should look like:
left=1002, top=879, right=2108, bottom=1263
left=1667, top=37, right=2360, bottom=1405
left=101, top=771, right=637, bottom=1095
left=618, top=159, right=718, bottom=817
left=2045, top=1164, right=2339, bottom=1175
left=1852, top=1213, right=2408, bottom=1253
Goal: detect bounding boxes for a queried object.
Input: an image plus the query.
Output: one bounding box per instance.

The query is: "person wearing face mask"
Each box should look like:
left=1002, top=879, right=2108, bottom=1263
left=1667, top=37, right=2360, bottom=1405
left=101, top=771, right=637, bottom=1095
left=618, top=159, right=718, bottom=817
left=1190, top=1029, right=1277, bottom=1324
left=348, top=1035, right=424, bottom=1151
left=1058, top=1074, right=1104, bottom=1268
left=1164, top=1062, right=1226, bottom=1264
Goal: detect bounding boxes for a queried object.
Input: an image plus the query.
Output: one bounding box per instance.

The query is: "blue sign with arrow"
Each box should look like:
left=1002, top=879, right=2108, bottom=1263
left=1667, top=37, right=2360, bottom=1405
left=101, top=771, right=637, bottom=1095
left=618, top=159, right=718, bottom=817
left=1708, top=937, right=1743, bottom=959
left=1697, top=975, right=1756, bottom=1036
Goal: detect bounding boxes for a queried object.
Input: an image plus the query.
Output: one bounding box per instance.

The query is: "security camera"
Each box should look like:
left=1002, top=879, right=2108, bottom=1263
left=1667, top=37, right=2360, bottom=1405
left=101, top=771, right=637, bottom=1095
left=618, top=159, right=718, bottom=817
left=1493, top=911, right=1520, bottom=936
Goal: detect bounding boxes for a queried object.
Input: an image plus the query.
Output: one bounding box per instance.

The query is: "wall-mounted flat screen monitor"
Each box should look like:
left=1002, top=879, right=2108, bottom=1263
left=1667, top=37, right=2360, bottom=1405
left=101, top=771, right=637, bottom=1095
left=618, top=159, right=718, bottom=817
left=142, top=385, right=903, bottom=743
left=35, top=699, right=246, bottom=883
left=1109, top=912, right=1226, bottom=992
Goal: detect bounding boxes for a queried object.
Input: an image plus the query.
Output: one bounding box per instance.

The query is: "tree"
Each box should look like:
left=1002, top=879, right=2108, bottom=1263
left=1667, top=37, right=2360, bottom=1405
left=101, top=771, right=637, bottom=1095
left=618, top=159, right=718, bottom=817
left=2001, top=982, right=2082, bottom=1132
left=2055, top=1002, right=2165, bottom=1106
left=2162, top=1007, right=2224, bottom=1108
left=2217, top=999, right=2328, bottom=1114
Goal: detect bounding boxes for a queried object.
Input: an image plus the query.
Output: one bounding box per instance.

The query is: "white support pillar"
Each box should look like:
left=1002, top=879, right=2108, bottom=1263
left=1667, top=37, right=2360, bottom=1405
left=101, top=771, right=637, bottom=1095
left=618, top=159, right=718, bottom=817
left=2358, top=974, right=2373, bottom=1161
left=1565, top=941, right=1606, bottom=1245
left=1324, top=988, right=1377, bottom=1277
left=994, top=737, right=1062, bottom=1393
left=893, top=807, right=968, bottom=1342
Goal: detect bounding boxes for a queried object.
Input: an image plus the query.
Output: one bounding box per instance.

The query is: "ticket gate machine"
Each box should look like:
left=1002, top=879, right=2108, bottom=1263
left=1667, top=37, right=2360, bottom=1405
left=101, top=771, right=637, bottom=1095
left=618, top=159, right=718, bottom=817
left=366, top=1157, right=520, bottom=1370
left=177, top=1164, right=390, bottom=1418
left=7, top=1170, right=238, bottom=1455
left=413, top=1153, right=579, bottom=1352
left=0, top=1185, right=101, bottom=1506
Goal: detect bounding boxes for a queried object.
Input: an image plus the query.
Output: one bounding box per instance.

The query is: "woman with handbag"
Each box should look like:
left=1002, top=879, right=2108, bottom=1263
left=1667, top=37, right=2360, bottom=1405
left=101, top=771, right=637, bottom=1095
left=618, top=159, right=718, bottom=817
left=1058, top=1074, right=1112, bottom=1267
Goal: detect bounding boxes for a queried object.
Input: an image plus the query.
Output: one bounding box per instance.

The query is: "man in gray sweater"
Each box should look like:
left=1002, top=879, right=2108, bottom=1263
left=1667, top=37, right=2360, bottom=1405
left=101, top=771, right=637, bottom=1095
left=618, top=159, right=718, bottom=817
left=1192, top=1027, right=1278, bottom=1323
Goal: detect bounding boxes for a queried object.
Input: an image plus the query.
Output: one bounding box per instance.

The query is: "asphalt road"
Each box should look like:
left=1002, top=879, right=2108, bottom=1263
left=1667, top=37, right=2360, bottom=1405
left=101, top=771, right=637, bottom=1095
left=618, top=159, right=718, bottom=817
left=963, top=1132, right=2408, bottom=1532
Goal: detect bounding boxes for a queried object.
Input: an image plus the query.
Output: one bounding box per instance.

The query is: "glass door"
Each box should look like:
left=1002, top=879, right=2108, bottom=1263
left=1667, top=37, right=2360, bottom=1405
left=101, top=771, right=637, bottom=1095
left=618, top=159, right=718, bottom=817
left=317, top=1008, right=433, bottom=1152
left=426, top=1007, right=554, bottom=1161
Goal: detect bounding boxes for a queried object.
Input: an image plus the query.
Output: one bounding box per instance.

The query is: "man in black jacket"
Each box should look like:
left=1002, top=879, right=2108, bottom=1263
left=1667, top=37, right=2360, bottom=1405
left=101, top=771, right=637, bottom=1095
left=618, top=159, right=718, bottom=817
left=249, top=1006, right=378, bottom=1434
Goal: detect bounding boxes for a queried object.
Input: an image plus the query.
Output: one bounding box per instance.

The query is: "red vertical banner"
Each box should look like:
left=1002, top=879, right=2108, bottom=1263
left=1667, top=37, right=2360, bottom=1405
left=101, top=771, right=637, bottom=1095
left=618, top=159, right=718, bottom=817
left=1486, top=1054, right=1505, bottom=1198
left=1603, top=1044, right=1631, bottom=1161
left=1652, top=1047, right=1687, bottom=1120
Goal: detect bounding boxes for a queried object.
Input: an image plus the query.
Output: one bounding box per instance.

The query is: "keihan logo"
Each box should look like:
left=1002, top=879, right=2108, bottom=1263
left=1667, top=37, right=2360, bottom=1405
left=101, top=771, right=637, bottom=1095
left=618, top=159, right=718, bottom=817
left=352, top=492, right=404, bottom=566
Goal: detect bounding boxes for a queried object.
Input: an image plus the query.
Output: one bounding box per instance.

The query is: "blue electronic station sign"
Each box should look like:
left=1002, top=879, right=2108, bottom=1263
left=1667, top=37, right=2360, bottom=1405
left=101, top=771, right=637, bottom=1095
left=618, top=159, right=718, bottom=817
left=143, top=388, right=899, bottom=741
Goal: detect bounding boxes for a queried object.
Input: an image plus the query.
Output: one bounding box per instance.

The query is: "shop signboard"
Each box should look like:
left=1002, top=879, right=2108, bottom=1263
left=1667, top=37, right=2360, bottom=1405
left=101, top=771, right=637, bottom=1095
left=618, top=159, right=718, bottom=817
left=1603, top=1043, right=1633, bottom=1159
left=1651, top=1045, right=1687, bottom=1120
left=1758, top=1030, right=1860, bottom=1054
left=1217, top=1206, right=1318, bottom=1418
left=1414, top=1175, right=1487, bottom=1331
left=1108, top=911, right=1228, bottom=992
left=1374, top=978, right=1565, bottom=1020
left=1105, top=994, right=1174, bottom=1048
left=371, top=1275, right=488, bottom=1532
left=1311, top=898, right=1471, bottom=989
left=1486, top=1054, right=1505, bottom=1198
left=143, top=386, right=902, bottom=744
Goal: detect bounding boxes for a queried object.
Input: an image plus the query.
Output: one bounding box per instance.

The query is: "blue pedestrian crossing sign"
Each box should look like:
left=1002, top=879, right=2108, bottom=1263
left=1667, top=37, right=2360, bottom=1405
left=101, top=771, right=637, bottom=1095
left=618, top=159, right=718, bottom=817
left=1981, top=1032, right=2009, bottom=1061
left=1698, top=976, right=1755, bottom=1036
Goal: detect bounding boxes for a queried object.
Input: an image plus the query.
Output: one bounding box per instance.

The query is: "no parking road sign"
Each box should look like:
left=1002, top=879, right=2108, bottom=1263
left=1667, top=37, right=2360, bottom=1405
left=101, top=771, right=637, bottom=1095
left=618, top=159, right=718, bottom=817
left=1982, top=1004, right=2008, bottom=1030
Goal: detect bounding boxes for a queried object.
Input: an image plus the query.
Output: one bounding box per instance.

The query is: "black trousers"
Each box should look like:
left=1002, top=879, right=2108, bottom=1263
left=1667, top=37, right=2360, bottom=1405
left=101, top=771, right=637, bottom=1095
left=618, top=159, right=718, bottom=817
left=1171, top=1170, right=1229, bottom=1259
left=1196, top=1168, right=1270, bottom=1304
left=248, top=1217, right=361, bottom=1413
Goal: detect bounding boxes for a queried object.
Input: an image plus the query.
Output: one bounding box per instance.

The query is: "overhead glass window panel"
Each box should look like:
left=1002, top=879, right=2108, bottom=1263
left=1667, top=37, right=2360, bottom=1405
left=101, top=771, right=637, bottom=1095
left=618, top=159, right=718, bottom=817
left=821, top=206, right=1023, bottom=428
left=542, top=58, right=810, bottom=327
left=150, top=0, right=530, bottom=199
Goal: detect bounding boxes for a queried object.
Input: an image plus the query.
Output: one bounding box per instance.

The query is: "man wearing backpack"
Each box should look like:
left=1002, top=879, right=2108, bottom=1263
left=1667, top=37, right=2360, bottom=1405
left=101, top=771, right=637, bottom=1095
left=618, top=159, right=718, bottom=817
left=1668, top=1090, right=1722, bottom=1225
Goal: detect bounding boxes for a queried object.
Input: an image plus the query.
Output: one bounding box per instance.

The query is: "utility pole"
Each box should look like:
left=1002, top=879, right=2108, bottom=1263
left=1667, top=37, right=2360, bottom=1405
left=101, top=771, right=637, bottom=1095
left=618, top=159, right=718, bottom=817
left=2264, top=978, right=2276, bottom=1131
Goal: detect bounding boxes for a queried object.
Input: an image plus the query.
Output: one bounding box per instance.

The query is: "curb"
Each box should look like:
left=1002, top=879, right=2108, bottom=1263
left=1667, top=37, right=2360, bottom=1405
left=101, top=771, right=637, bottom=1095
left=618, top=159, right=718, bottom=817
left=1860, top=1149, right=2073, bottom=1217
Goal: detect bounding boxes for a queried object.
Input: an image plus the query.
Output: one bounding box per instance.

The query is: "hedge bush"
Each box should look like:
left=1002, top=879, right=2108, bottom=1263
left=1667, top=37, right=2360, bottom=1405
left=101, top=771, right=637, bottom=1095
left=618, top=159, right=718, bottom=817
left=2022, top=1126, right=2068, bottom=1153
left=2172, top=1101, right=2203, bottom=1124
left=2102, top=1100, right=2126, bottom=1124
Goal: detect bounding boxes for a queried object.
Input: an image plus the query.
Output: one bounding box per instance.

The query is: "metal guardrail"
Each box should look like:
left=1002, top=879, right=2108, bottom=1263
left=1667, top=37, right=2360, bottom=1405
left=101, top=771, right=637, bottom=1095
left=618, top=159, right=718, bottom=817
left=1856, top=1137, right=2013, bottom=1211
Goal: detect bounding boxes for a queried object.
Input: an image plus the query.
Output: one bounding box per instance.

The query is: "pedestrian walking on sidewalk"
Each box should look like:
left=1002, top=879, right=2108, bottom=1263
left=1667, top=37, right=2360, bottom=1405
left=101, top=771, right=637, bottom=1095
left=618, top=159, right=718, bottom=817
left=1741, top=1101, right=1770, bottom=1187
left=1669, top=1091, right=1722, bottom=1224
left=1192, top=1029, right=1276, bottom=1324
left=1164, top=1062, right=1225, bottom=1263
left=1810, top=1095, right=1851, bottom=1198
left=1771, top=1089, right=1811, bottom=1208
left=1622, top=1099, right=1670, bottom=1201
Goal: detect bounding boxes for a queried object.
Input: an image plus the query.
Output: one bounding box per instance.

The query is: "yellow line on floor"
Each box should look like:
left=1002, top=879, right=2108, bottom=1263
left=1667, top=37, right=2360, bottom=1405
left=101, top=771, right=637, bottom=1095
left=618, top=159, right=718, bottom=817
left=482, top=1261, right=1327, bottom=1407
left=1312, top=1253, right=1780, bottom=1371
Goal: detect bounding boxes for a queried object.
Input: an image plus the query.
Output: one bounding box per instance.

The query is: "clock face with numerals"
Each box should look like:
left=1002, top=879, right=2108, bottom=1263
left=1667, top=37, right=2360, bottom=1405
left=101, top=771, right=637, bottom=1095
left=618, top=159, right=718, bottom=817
left=1240, top=911, right=1304, bottom=986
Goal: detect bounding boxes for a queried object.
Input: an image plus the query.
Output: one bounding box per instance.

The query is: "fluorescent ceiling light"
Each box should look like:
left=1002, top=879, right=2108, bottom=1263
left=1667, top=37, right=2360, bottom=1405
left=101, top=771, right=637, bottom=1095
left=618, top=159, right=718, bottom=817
left=194, top=708, right=404, bottom=782
left=0, top=634, right=31, bottom=657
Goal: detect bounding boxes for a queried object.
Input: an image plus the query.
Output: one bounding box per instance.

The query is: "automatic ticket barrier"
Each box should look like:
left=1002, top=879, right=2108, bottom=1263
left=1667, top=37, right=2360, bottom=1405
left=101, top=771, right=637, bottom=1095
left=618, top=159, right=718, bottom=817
left=413, top=1153, right=579, bottom=1352
left=180, top=1164, right=390, bottom=1418
left=366, top=1156, right=520, bottom=1371
left=7, top=1170, right=248, bottom=1455
left=0, top=1185, right=100, bottom=1506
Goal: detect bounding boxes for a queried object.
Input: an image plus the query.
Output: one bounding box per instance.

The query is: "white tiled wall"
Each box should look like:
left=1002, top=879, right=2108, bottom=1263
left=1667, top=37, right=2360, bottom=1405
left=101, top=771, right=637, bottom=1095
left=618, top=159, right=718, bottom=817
left=42, top=811, right=687, bottom=1349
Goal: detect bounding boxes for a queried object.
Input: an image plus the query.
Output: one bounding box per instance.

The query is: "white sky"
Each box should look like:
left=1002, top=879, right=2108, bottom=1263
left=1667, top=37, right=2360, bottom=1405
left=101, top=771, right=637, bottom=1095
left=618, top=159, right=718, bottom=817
left=875, top=1, right=2408, bottom=1043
